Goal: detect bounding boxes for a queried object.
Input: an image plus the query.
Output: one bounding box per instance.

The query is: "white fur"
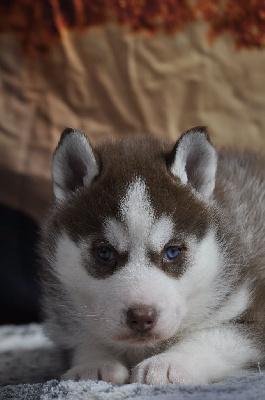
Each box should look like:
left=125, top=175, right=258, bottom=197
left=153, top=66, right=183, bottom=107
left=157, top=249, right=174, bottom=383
left=179, top=231, right=226, bottom=328
left=149, top=216, right=174, bottom=251
left=62, top=359, right=129, bottom=384
left=131, top=327, right=260, bottom=384
left=54, top=228, right=255, bottom=384
left=55, top=229, right=227, bottom=337
left=104, top=219, right=129, bottom=252
left=210, top=284, right=251, bottom=325
left=119, top=177, right=155, bottom=246
left=55, top=232, right=186, bottom=346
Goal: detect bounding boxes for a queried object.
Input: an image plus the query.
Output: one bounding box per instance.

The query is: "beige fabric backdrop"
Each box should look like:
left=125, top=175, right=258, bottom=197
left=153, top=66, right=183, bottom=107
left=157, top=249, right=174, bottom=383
left=0, top=22, right=265, bottom=222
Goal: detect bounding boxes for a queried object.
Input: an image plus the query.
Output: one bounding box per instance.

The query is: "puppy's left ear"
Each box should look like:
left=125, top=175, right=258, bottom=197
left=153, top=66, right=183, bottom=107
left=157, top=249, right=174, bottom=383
left=52, top=128, right=99, bottom=201
left=168, top=126, right=217, bottom=201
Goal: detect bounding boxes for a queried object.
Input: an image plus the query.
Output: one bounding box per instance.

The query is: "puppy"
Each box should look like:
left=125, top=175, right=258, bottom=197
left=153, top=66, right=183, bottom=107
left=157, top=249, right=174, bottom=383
left=40, top=126, right=265, bottom=385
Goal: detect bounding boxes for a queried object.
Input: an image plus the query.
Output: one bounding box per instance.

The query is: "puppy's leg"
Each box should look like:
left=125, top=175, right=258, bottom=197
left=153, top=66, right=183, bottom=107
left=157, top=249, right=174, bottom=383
left=131, top=326, right=259, bottom=385
left=61, top=343, right=129, bottom=384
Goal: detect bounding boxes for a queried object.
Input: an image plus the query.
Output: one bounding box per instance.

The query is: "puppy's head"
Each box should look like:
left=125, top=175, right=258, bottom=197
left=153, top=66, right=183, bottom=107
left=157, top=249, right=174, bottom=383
left=44, top=127, right=222, bottom=348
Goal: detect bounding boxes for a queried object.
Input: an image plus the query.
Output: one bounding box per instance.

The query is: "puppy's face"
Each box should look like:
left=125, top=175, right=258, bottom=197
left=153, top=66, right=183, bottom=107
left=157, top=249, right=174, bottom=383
left=45, top=127, right=221, bottom=348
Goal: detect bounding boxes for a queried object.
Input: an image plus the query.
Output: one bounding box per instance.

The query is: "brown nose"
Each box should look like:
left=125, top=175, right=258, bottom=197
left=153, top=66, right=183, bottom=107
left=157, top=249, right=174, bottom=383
left=126, top=306, right=158, bottom=333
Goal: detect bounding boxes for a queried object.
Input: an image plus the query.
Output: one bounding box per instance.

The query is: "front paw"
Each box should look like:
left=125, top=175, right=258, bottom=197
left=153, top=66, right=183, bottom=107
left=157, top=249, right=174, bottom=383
left=62, top=360, right=129, bottom=384
left=131, top=354, right=204, bottom=385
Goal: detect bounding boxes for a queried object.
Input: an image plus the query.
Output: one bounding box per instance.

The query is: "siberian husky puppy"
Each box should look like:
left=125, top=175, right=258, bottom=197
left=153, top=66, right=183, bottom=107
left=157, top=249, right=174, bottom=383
left=40, top=126, right=265, bottom=385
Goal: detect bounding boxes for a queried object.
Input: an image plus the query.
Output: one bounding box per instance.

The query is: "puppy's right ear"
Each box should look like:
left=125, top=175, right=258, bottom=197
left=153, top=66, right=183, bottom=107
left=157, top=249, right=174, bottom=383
left=52, top=128, right=99, bottom=201
left=168, top=126, right=217, bottom=201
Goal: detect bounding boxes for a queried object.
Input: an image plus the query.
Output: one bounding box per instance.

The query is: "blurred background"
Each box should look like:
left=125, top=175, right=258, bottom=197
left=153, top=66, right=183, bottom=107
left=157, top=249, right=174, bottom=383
left=0, top=0, right=265, bottom=325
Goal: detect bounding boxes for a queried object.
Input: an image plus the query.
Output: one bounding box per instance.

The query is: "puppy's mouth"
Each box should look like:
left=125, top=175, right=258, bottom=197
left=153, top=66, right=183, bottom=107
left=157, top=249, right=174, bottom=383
left=114, top=332, right=163, bottom=345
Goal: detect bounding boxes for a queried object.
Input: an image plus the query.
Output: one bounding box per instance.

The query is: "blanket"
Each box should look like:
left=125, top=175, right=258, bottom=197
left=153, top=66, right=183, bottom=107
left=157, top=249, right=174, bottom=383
left=0, top=324, right=264, bottom=400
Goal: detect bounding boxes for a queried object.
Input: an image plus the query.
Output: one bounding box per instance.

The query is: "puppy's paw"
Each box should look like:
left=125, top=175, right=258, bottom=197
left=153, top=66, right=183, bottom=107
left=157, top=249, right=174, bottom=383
left=131, top=353, right=205, bottom=385
left=61, top=360, right=129, bottom=384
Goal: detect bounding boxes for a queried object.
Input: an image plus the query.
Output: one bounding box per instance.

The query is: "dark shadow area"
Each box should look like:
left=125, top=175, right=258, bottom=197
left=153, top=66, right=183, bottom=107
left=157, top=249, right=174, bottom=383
left=0, top=203, right=41, bottom=325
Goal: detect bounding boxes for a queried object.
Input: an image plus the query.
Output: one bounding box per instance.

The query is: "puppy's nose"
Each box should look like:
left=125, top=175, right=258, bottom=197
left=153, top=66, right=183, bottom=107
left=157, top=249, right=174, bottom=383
left=126, top=306, right=157, bottom=332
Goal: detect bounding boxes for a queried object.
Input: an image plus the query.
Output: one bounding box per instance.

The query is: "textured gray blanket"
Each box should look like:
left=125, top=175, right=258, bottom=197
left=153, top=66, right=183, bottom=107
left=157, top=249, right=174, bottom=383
left=0, top=324, right=264, bottom=400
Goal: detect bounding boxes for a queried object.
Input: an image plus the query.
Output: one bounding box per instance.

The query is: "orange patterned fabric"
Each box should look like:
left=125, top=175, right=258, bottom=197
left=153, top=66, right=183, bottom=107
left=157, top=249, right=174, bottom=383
left=197, top=0, right=265, bottom=49
left=1, top=0, right=265, bottom=55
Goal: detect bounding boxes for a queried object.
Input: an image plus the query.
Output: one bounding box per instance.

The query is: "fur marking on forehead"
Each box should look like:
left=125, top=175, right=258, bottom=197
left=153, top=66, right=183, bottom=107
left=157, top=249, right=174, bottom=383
left=104, top=177, right=174, bottom=252
left=120, top=177, right=155, bottom=244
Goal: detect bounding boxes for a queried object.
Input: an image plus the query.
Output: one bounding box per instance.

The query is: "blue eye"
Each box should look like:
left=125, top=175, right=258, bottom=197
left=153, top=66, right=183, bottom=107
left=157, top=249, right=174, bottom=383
left=165, top=246, right=181, bottom=260
left=97, top=246, right=114, bottom=261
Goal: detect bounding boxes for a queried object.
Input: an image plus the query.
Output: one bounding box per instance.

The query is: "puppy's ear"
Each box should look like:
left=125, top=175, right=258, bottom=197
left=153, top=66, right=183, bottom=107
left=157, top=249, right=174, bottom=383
left=168, top=126, right=217, bottom=200
left=52, top=128, right=99, bottom=201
